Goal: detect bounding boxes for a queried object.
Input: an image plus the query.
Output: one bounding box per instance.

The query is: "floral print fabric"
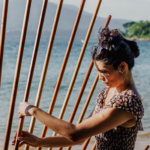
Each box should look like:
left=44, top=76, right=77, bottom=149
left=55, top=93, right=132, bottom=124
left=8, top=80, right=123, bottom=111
left=94, top=88, right=144, bottom=150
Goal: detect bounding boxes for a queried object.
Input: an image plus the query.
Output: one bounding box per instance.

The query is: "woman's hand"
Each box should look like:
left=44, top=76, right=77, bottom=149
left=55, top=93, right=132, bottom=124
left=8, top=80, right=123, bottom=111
left=18, top=102, right=31, bottom=118
left=12, top=130, right=40, bottom=147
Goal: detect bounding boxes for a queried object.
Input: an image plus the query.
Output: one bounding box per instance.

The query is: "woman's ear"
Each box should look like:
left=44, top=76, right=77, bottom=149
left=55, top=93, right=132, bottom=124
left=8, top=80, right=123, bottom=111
left=118, top=61, right=127, bottom=74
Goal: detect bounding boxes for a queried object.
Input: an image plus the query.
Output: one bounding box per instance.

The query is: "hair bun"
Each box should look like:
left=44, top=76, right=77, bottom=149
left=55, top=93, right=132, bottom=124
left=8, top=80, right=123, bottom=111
left=98, top=27, right=140, bottom=58
left=122, top=38, right=139, bottom=58
left=98, top=27, right=123, bottom=51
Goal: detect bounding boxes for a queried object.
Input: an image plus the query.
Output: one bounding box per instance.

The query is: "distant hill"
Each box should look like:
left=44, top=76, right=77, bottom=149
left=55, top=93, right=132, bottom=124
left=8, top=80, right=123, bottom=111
left=0, top=0, right=131, bottom=38
left=120, top=21, right=150, bottom=40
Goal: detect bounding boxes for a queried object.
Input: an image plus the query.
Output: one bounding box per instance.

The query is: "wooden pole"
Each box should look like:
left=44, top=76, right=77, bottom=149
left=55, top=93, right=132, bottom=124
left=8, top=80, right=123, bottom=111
left=145, top=145, right=150, bottom=150
left=73, top=15, right=111, bottom=150
left=14, top=0, right=48, bottom=149
left=37, top=1, right=86, bottom=150
left=59, top=17, right=111, bottom=150
left=78, top=74, right=99, bottom=124
left=51, top=0, right=102, bottom=141
left=0, top=0, right=9, bottom=85
left=66, top=74, right=99, bottom=150
left=24, top=1, right=64, bottom=150
left=82, top=138, right=91, bottom=150
left=3, top=0, right=32, bottom=149
left=56, top=56, right=93, bottom=150
left=92, top=142, right=96, bottom=150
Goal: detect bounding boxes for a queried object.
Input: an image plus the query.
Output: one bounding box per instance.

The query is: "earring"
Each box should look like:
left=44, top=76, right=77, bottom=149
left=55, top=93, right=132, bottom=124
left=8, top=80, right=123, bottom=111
left=118, top=70, right=122, bottom=74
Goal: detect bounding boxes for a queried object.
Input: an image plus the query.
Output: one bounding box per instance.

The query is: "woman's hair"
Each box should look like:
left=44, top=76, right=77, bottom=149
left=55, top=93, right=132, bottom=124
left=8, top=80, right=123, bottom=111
left=91, top=27, right=140, bottom=70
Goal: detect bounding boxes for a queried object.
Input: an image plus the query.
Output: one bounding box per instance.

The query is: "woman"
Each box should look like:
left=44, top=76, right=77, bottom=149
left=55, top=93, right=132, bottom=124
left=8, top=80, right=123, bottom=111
left=12, top=27, right=144, bottom=150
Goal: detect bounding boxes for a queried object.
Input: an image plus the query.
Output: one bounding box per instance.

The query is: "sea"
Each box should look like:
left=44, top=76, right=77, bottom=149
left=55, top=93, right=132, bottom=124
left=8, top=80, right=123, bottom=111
left=0, top=36, right=149, bottom=148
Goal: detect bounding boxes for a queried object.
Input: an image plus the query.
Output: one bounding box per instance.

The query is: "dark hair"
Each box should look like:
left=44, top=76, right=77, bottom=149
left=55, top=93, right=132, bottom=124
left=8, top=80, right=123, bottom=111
left=91, top=27, right=140, bottom=70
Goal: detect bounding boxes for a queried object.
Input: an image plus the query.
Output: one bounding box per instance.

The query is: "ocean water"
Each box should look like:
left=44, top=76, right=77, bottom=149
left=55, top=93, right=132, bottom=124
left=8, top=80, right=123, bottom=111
left=0, top=37, right=150, bottom=147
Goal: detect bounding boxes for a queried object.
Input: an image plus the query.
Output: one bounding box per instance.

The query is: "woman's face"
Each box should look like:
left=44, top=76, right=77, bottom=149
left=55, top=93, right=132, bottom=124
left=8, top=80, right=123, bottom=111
left=94, top=61, right=123, bottom=88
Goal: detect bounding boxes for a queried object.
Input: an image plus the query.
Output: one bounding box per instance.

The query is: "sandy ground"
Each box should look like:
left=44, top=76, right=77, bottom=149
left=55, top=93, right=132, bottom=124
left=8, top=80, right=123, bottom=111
left=0, top=137, right=149, bottom=150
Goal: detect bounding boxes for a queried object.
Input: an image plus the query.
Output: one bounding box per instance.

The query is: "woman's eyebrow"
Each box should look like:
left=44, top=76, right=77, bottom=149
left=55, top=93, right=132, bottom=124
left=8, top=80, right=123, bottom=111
left=95, top=68, right=107, bottom=72
left=94, top=62, right=107, bottom=72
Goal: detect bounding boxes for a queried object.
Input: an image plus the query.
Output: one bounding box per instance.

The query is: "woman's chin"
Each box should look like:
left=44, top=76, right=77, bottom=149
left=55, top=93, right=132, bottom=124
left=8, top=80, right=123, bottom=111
left=104, top=84, right=110, bottom=88
left=103, top=82, right=112, bottom=88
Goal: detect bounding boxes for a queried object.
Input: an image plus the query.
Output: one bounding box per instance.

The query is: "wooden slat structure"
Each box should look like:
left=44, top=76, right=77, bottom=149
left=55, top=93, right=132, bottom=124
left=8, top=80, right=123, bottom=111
left=2, top=1, right=147, bottom=150
left=2, top=0, right=108, bottom=150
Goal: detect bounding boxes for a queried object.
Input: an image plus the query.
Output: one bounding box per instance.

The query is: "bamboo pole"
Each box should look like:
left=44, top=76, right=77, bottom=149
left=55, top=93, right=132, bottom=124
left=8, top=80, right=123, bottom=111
left=92, top=142, right=96, bottom=150
left=0, top=0, right=9, bottom=85
left=14, top=0, right=48, bottom=149
left=51, top=0, right=102, bottom=141
left=3, top=0, right=32, bottom=149
left=36, top=1, right=86, bottom=150
left=24, top=1, right=64, bottom=150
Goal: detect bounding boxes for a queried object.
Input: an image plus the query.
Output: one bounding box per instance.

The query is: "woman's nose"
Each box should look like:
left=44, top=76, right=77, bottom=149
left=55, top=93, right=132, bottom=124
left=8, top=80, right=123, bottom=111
left=98, top=72, right=104, bottom=80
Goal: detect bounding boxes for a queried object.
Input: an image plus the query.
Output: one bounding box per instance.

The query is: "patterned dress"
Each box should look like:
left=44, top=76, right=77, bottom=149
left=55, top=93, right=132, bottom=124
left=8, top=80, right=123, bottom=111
left=94, top=88, right=144, bottom=150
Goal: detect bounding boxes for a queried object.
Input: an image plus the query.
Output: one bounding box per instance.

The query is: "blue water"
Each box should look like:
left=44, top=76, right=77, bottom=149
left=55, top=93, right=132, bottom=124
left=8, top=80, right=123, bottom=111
left=0, top=37, right=150, bottom=147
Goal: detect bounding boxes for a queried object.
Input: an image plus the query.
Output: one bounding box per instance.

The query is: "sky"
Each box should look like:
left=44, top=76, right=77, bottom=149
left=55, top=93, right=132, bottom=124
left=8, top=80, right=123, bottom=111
left=49, top=0, right=150, bottom=21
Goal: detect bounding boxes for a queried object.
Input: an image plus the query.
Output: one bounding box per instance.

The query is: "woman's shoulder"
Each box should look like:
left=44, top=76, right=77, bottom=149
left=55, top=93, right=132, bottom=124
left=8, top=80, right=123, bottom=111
left=111, top=89, right=144, bottom=130
left=121, top=89, right=142, bottom=104
left=110, top=89, right=143, bottom=107
left=124, top=89, right=141, bottom=98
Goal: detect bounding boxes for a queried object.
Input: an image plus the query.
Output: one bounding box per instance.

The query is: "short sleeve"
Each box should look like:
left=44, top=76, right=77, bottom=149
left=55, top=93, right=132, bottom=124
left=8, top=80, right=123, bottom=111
left=105, top=91, right=144, bottom=131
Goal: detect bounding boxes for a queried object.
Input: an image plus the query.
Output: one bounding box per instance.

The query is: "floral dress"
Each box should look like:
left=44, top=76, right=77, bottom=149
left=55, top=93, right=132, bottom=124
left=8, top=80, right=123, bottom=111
left=94, top=88, right=144, bottom=150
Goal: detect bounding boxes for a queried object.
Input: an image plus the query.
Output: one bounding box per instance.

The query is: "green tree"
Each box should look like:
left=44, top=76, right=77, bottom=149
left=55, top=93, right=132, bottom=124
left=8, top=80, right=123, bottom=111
left=122, top=21, right=150, bottom=39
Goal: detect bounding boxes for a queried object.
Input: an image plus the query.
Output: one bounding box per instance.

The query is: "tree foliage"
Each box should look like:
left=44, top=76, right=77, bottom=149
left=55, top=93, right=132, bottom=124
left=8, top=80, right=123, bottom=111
left=119, top=21, right=150, bottom=39
left=123, top=21, right=136, bottom=29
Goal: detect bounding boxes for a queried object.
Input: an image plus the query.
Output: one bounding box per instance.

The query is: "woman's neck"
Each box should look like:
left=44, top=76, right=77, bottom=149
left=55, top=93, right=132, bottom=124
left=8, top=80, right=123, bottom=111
left=115, top=70, right=135, bottom=93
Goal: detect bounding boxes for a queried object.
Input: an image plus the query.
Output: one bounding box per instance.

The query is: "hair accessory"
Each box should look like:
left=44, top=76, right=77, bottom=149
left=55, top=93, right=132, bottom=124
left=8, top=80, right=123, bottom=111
left=118, top=70, right=122, bottom=74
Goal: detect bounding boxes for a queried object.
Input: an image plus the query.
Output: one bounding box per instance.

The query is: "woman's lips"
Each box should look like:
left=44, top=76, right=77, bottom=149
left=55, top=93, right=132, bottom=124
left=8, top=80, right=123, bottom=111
left=103, top=81, right=108, bottom=85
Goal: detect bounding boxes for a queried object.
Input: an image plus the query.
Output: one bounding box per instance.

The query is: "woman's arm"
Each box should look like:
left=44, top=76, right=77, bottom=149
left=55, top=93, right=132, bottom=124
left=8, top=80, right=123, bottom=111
left=12, top=131, right=86, bottom=147
left=86, top=106, right=95, bottom=119
left=18, top=102, right=135, bottom=142
left=39, top=136, right=86, bottom=147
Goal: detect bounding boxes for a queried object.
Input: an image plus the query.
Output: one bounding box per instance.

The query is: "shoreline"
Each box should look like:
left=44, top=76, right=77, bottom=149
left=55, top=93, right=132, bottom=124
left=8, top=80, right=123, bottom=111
left=125, top=37, right=150, bottom=41
left=0, top=137, right=149, bottom=150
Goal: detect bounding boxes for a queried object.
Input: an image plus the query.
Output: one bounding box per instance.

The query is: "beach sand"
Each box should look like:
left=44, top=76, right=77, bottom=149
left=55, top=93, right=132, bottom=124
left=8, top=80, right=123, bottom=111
left=1, top=137, right=149, bottom=150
